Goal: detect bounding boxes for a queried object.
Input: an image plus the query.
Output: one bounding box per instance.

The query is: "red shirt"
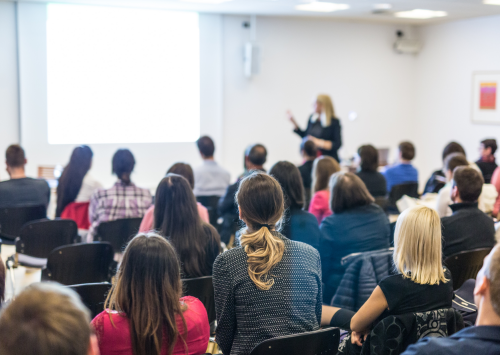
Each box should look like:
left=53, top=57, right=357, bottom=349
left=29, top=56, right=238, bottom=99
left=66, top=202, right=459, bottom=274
left=91, top=296, right=210, bottom=355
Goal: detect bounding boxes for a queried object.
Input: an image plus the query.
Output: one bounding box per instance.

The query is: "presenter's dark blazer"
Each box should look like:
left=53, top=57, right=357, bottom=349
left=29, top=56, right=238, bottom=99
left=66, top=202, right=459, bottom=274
left=294, top=115, right=342, bottom=162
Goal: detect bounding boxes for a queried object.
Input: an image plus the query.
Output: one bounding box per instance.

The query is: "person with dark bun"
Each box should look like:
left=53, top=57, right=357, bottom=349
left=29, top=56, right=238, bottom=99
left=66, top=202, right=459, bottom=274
left=355, top=144, right=387, bottom=198
left=298, top=139, right=318, bottom=209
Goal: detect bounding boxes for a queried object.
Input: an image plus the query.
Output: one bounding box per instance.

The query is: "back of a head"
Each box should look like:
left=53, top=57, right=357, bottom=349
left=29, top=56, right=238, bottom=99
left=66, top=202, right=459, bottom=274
left=246, top=144, right=267, bottom=167
left=312, top=156, right=340, bottom=193
left=358, top=144, right=379, bottom=172
left=196, top=136, right=215, bottom=158
left=300, top=139, right=318, bottom=158
left=482, top=139, right=498, bottom=155
left=444, top=153, right=468, bottom=173
left=112, top=149, right=135, bottom=184
left=329, top=172, right=374, bottom=214
left=236, top=172, right=285, bottom=290
left=167, top=163, right=195, bottom=189
left=5, top=144, right=25, bottom=168
left=393, top=205, right=447, bottom=285
left=105, top=233, right=184, bottom=355
left=399, top=141, right=415, bottom=161
left=453, top=166, right=484, bottom=203
left=442, top=142, right=466, bottom=161
left=269, top=161, right=304, bottom=209
left=0, top=282, right=91, bottom=355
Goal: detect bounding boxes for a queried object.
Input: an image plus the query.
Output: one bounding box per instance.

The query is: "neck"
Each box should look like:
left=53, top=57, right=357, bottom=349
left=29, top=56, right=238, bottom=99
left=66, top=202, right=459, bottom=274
left=203, top=156, right=214, bottom=161
left=400, top=159, right=411, bottom=164
left=476, top=298, right=500, bottom=326
left=246, top=164, right=263, bottom=171
left=453, top=196, right=464, bottom=204
left=9, top=167, right=26, bottom=179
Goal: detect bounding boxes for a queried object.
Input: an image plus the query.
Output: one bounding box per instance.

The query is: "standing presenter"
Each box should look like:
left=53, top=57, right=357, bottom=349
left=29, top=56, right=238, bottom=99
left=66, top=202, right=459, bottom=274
left=288, top=94, right=342, bottom=162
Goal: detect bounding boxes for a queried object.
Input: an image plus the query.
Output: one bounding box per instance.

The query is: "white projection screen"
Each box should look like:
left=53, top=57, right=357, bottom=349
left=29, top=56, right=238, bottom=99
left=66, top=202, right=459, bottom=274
left=47, top=4, right=200, bottom=144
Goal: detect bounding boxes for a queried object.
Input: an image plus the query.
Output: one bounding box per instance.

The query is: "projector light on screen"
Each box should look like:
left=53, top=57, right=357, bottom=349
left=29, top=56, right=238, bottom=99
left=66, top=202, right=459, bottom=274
left=47, top=4, right=200, bottom=144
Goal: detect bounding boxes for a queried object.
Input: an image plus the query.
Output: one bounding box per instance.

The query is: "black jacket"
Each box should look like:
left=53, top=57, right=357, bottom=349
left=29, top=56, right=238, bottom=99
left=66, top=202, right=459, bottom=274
left=441, top=202, right=496, bottom=257
left=356, top=171, right=387, bottom=197
left=294, top=116, right=342, bottom=162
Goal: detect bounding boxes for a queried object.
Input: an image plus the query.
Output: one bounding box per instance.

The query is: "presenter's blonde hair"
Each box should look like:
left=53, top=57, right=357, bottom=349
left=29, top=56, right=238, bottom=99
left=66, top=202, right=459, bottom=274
left=316, top=94, right=335, bottom=127
left=393, top=205, right=448, bottom=285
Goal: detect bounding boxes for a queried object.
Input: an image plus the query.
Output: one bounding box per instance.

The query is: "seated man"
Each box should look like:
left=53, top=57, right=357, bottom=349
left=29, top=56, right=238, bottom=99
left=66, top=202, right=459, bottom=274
left=0, top=282, right=99, bottom=355
left=382, top=141, right=418, bottom=193
left=0, top=144, right=50, bottom=209
left=476, top=138, right=498, bottom=184
left=298, top=139, right=317, bottom=209
left=402, top=244, right=500, bottom=355
left=441, top=166, right=496, bottom=258
left=424, top=141, right=465, bottom=194
left=193, top=136, right=230, bottom=198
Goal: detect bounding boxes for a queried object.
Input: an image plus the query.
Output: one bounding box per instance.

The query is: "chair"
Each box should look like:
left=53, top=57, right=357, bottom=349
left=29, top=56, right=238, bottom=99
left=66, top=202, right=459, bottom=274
left=0, top=205, right=47, bottom=241
left=95, top=218, right=142, bottom=253
left=444, top=248, right=492, bottom=290
left=68, top=282, right=112, bottom=319
left=387, top=182, right=419, bottom=213
left=249, top=327, right=340, bottom=355
left=182, top=276, right=216, bottom=325
left=43, top=242, right=115, bottom=285
left=197, top=195, right=222, bottom=229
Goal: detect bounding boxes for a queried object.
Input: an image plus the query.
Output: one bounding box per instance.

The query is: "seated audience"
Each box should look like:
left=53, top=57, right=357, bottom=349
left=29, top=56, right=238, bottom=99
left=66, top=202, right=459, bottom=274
left=214, top=172, right=322, bottom=355
left=153, top=174, right=221, bottom=278
left=298, top=139, right=318, bottom=209
left=382, top=141, right=418, bottom=193
left=322, top=206, right=453, bottom=350
left=308, top=155, right=340, bottom=224
left=92, top=233, right=210, bottom=355
left=218, top=143, right=267, bottom=244
left=193, top=136, right=230, bottom=198
left=139, top=162, right=209, bottom=232
left=355, top=144, right=387, bottom=198
left=320, top=172, right=390, bottom=303
left=88, top=149, right=152, bottom=239
left=476, top=138, right=498, bottom=184
left=269, top=161, right=321, bottom=249
left=0, top=256, right=4, bottom=307
left=424, top=141, right=466, bottom=194
left=0, top=144, right=50, bottom=209
left=0, top=282, right=99, bottom=355
left=441, top=166, right=495, bottom=257
left=403, top=244, right=500, bottom=355
left=488, top=164, right=500, bottom=217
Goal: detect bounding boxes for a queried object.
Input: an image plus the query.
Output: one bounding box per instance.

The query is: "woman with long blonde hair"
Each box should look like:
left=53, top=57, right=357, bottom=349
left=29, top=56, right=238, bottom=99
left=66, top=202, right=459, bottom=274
left=287, top=94, right=342, bottom=162
left=309, top=155, right=340, bottom=224
left=213, top=172, right=322, bottom=355
left=321, top=205, right=453, bottom=350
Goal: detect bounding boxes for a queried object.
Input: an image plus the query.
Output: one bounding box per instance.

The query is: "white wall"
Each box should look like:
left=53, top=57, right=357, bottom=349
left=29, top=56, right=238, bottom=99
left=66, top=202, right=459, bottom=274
left=414, top=15, right=500, bottom=187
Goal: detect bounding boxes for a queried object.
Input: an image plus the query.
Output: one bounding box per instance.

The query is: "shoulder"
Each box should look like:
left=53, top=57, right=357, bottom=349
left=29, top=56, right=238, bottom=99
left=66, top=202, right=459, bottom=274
left=214, top=247, right=245, bottom=268
left=181, top=296, right=207, bottom=314
left=402, top=336, right=456, bottom=355
left=289, top=238, right=320, bottom=257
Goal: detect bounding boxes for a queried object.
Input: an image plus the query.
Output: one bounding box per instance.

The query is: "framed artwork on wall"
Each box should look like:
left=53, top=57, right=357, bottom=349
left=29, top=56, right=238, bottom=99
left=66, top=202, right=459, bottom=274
left=472, top=71, right=500, bottom=124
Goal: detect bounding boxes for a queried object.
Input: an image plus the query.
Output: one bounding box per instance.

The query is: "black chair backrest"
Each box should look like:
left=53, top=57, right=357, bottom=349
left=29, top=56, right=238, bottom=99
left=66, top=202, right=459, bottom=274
left=388, top=182, right=419, bottom=205
left=0, top=205, right=47, bottom=241
left=45, top=242, right=115, bottom=285
left=182, top=276, right=216, bottom=324
left=196, top=195, right=221, bottom=228
left=69, top=282, right=112, bottom=319
left=444, top=248, right=492, bottom=290
left=96, top=218, right=142, bottom=253
left=249, top=327, right=340, bottom=355
left=16, top=219, right=78, bottom=258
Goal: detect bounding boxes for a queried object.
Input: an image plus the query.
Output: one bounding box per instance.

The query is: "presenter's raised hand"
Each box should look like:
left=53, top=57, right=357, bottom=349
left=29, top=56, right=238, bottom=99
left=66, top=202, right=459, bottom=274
left=286, top=110, right=299, bottom=130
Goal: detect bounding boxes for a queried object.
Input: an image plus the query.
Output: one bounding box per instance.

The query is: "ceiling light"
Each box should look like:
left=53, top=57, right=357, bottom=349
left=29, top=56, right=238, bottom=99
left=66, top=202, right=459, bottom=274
left=373, top=3, right=392, bottom=10
left=295, top=2, right=350, bottom=12
left=180, top=0, right=232, bottom=4
left=483, top=0, right=500, bottom=5
left=394, top=9, right=447, bottom=19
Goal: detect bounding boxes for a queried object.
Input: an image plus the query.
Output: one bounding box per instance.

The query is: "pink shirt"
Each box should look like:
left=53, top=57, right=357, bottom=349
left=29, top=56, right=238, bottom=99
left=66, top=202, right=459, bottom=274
left=491, top=167, right=500, bottom=217
left=91, top=296, right=210, bottom=355
left=308, top=190, right=332, bottom=224
left=139, top=203, right=209, bottom=233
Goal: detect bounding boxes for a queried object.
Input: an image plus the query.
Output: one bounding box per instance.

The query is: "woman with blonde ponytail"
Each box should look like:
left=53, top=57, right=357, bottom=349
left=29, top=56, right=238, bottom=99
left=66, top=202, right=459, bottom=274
left=213, top=172, right=322, bottom=355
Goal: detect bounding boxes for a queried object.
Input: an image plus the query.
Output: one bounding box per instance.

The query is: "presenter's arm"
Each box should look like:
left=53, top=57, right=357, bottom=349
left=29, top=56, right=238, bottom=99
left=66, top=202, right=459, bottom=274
left=287, top=110, right=307, bottom=137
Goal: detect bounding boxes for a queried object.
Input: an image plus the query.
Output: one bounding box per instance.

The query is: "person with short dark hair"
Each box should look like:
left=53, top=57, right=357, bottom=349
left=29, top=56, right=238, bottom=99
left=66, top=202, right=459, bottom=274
left=476, top=139, right=498, bottom=184
left=0, top=144, right=50, bottom=209
left=88, top=149, right=152, bottom=240
left=298, top=139, right=318, bottom=209
left=441, top=166, right=495, bottom=257
left=355, top=145, right=387, bottom=197
left=269, top=161, right=321, bottom=249
left=193, top=136, right=230, bottom=198
left=0, top=282, right=100, bottom=355
left=320, top=172, right=390, bottom=302
left=424, top=141, right=466, bottom=194
left=402, top=244, right=500, bottom=355
left=382, top=141, right=418, bottom=193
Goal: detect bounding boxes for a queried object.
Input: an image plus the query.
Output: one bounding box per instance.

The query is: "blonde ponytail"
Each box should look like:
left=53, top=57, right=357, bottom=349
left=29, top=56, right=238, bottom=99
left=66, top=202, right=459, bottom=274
left=240, top=226, right=285, bottom=291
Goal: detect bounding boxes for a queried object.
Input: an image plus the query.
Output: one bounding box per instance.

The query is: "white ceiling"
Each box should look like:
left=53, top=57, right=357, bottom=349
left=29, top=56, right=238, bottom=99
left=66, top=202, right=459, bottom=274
left=16, top=0, right=500, bottom=24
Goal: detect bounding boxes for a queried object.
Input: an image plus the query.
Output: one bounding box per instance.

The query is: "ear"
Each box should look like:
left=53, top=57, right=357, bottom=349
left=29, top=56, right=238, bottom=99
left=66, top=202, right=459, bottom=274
left=238, top=207, right=242, bottom=220
left=451, top=185, right=459, bottom=201
left=24, top=158, right=27, bottom=165
left=88, top=334, right=100, bottom=355
left=474, top=275, right=489, bottom=298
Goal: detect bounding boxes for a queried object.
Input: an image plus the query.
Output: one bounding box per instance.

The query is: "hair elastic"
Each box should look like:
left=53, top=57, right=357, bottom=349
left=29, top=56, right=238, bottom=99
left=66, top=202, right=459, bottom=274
left=258, top=224, right=272, bottom=229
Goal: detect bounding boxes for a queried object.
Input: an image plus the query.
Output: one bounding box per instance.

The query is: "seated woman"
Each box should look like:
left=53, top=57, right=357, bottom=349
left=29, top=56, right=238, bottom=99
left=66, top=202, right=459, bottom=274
left=88, top=149, right=152, bottom=240
left=269, top=161, right=321, bottom=249
left=91, top=233, right=210, bottom=355
left=213, top=172, right=322, bottom=355
left=320, top=172, right=390, bottom=303
left=322, top=205, right=453, bottom=349
left=308, top=155, right=340, bottom=224
left=154, top=174, right=221, bottom=278
left=56, top=145, right=102, bottom=229
left=355, top=144, right=387, bottom=198
left=139, top=163, right=209, bottom=232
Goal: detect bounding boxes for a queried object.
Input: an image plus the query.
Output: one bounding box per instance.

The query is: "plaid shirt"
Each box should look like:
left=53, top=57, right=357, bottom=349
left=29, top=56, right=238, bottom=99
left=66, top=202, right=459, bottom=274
left=88, top=181, right=152, bottom=239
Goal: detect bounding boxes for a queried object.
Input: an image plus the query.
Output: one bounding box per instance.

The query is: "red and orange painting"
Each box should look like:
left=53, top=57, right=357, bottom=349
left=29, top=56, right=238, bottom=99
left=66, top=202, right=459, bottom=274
left=480, top=82, right=497, bottom=110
